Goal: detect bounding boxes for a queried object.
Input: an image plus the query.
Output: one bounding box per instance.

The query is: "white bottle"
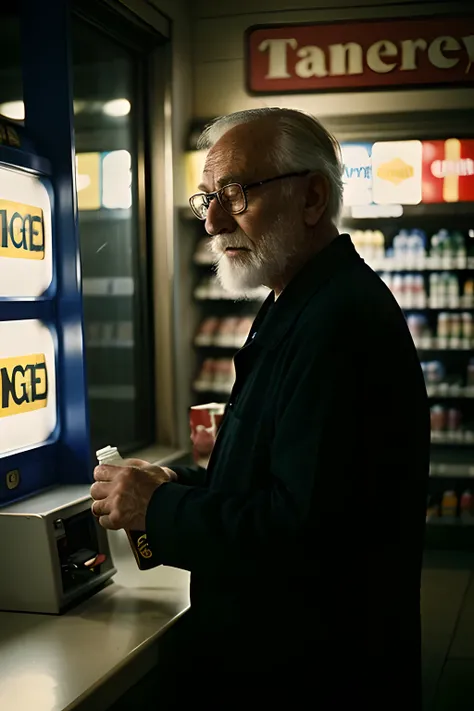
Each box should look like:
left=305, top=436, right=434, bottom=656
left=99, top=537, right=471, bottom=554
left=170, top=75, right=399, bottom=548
left=414, top=275, right=426, bottom=308
left=404, top=274, right=414, bottom=309
left=392, top=274, right=403, bottom=306
left=448, top=274, right=459, bottom=308
left=96, top=445, right=123, bottom=466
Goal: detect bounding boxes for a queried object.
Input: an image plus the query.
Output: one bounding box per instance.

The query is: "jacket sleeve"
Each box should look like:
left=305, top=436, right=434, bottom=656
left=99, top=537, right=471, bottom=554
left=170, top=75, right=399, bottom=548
left=146, top=343, right=357, bottom=574
left=171, top=465, right=208, bottom=487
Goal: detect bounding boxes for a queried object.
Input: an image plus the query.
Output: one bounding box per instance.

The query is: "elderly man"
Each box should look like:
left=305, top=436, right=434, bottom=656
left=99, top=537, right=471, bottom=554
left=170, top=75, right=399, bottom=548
left=91, top=108, right=430, bottom=709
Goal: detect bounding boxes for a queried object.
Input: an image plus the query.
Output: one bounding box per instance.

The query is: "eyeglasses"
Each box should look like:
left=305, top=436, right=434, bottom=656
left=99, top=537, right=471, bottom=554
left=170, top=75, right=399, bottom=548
left=189, top=171, right=310, bottom=221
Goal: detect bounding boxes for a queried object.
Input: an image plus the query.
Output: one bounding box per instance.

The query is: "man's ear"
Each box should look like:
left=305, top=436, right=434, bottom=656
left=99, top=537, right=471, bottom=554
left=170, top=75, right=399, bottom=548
left=303, top=173, right=330, bottom=227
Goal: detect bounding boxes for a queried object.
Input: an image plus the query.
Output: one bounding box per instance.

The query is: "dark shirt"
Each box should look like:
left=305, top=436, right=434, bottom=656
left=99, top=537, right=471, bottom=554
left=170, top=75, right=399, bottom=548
left=147, top=234, right=430, bottom=706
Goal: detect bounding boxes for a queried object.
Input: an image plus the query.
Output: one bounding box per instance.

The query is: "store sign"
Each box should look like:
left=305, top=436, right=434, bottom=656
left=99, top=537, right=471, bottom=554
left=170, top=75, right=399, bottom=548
left=0, top=321, right=57, bottom=456
left=0, top=166, right=52, bottom=297
left=422, top=139, right=474, bottom=202
left=0, top=200, right=44, bottom=260
left=0, top=354, right=48, bottom=417
left=341, top=143, right=373, bottom=206
left=372, top=141, right=422, bottom=205
left=246, top=17, right=474, bottom=93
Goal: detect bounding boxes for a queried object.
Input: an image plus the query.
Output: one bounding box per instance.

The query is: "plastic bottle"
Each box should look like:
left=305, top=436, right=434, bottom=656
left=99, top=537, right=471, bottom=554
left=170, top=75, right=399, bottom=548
left=437, top=312, right=451, bottom=341
left=438, top=229, right=452, bottom=268
left=413, top=229, right=427, bottom=269
left=452, top=231, right=467, bottom=269
left=463, top=279, right=474, bottom=308
left=414, top=274, right=426, bottom=308
left=467, top=231, right=474, bottom=269
left=462, top=313, right=473, bottom=344
left=448, top=274, right=459, bottom=308
left=460, top=491, right=474, bottom=524
left=96, top=446, right=159, bottom=571
left=373, top=230, right=385, bottom=266
left=392, top=274, right=403, bottom=305
left=429, top=273, right=439, bottom=308
left=393, top=231, right=408, bottom=269
left=430, top=232, right=441, bottom=269
left=404, top=274, right=414, bottom=308
left=430, top=404, right=447, bottom=432
left=467, top=359, right=474, bottom=388
left=441, top=490, right=458, bottom=522
left=447, top=408, right=462, bottom=432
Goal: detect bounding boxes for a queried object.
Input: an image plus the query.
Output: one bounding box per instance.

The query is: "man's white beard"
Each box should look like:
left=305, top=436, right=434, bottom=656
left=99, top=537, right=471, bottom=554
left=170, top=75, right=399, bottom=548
left=209, top=216, right=299, bottom=298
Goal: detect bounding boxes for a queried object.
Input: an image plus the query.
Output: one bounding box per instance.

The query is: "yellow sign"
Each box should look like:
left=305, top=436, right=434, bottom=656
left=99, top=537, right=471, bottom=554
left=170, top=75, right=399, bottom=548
left=0, top=199, right=45, bottom=260
left=0, top=354, right=48, bottom=418
left=76, top=153, right=101, bottom=210
left=377, top=158, right=414, bottom=185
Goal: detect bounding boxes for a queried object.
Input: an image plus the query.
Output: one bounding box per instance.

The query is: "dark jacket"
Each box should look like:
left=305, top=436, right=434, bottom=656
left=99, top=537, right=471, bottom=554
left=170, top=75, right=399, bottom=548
left=147, top=234, right=430, bottom=708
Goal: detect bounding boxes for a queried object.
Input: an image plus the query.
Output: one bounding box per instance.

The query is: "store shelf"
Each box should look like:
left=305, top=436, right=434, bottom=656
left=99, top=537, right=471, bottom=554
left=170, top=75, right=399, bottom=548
left=431, top=432, right=474, bottom=446
left=426, top=518, right=474, bottom=527
left=88, top=385, right=136, bottom=401
left=430, top=462, right=474, bottom=478
left=403, top=307, right=474, bottom=312
left=79, top=208, right=131, bottom=222
left=375, top=265, right=474, bottom=273
left=427, top=386, right=474, bottom=399
left=86, top=341, right=134, bottom=349
left=416, top=339, right=473, bottom=351
left=83, top=277, right=135, bottom=296
left=341, top=202, right=474, bottom=220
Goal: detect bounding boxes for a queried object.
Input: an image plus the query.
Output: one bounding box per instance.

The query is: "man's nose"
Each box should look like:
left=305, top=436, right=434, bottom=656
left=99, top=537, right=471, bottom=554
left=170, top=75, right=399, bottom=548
left=205, top=197, right=236, bottom=236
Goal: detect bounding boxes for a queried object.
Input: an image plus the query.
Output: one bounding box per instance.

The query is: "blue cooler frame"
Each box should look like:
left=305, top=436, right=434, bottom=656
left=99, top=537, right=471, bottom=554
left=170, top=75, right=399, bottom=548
left=0, top=0, right=91, bottom=505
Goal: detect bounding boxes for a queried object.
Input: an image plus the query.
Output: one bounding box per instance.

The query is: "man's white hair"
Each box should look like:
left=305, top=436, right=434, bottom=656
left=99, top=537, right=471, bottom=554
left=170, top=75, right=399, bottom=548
left=197, top=107, right=344, bottom=221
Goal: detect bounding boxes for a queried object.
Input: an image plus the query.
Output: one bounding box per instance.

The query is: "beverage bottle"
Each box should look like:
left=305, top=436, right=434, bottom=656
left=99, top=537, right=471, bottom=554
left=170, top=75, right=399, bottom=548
left=467, top=230, right=474, bottom=269
left=429, top=273, right=439, bottom=308
left=96, top=445, right=159, bottom=570
left=463, top=279, right=474, bottom=308
left=460, top=490, right=474, bottom=524
left=414, top=274, right=425, bottom=308
left=437, top=312, right=450, bottom=343
left=373, top=230, right=385, bottom=265
left=467, top=358, right=474, bottom=388
left=441, top=490, right=458, bottom=522
left=462, top=312, right=473, bottom=347
left=448, top=274, right=459, bottom=308
left=452, top=231, right=467, bottom=268
left=438, top=229, right=452, bottom=268
left=404, top=273, right=414, bottom=308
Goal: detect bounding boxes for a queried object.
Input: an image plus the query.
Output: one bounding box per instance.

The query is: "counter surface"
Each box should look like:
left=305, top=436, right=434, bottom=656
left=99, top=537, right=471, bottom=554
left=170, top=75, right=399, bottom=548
left=0, top=528, right=190, bottom=711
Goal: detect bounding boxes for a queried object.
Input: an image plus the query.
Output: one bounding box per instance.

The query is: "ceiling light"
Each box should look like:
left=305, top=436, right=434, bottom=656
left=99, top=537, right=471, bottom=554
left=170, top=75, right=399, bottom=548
left=103, top=99, right=131, bottom=117
left=0, top=101, right=25, bottom=121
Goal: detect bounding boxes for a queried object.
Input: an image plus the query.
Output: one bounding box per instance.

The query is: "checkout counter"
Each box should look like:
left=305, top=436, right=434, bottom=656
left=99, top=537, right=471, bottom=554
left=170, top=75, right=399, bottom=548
left=0, top=449, right=191, bottom=711
left=0, top=11, right=191, bottom=707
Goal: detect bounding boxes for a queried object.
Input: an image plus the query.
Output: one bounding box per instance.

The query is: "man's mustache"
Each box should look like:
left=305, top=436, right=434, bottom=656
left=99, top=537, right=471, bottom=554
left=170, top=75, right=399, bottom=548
left=209, top=234, right=252, bottom=254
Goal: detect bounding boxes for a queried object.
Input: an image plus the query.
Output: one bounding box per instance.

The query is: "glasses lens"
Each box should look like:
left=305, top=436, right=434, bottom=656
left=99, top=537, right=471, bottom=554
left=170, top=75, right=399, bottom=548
left=220, top=184, right=245, bottom=214
left=190, top=194, right=208, bottom=220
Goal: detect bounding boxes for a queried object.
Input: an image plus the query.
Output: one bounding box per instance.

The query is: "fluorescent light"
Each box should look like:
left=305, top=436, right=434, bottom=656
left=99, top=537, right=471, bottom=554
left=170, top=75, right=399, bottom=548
left=0, top=101, right=25, bottom=121
left=102, top=150, right=132, bottom=209
left=103, top=99, right=131, bottom=117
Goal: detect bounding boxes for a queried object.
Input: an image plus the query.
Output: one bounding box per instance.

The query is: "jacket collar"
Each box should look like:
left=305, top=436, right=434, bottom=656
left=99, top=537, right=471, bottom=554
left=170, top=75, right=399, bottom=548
left=250, top=234, right=360, bottom=351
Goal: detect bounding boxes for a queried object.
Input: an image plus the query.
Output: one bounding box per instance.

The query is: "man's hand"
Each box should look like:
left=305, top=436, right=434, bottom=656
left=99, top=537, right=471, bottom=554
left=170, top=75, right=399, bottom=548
left=90, top=458, right=177, bottom=531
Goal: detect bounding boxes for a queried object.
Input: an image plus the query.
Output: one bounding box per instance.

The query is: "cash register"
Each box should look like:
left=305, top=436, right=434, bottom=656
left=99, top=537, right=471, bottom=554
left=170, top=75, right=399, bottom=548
left=0, top=485, right=116, bottom=614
